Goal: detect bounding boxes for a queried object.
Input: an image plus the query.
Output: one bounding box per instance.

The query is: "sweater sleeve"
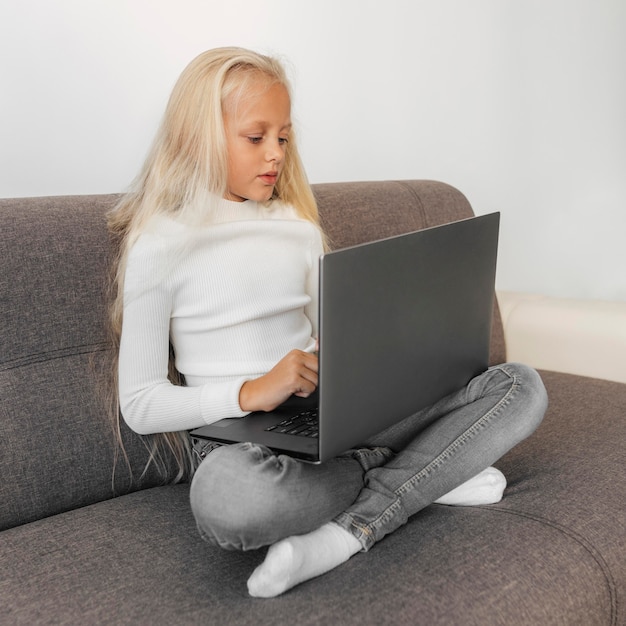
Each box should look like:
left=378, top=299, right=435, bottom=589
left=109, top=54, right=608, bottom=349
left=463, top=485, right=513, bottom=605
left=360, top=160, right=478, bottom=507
left=118, top=236, right=249, bottom=435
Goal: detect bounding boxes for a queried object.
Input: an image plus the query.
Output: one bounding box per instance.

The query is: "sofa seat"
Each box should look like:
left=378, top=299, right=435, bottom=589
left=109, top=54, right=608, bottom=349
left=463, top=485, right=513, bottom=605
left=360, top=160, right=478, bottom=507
left=1, top=370, right=623, bottom=626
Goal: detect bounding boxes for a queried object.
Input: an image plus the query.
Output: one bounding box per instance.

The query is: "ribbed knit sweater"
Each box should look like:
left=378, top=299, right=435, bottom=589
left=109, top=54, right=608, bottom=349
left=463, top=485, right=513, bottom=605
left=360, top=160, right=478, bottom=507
left=118, top=198, right=323, bottom=434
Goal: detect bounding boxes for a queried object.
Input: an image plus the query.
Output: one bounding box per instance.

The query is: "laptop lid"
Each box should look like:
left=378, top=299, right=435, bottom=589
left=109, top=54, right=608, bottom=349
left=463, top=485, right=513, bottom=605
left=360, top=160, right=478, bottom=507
left=317, top=212, right=500, bottom=461
left=190, top=212, right=500, bottom=463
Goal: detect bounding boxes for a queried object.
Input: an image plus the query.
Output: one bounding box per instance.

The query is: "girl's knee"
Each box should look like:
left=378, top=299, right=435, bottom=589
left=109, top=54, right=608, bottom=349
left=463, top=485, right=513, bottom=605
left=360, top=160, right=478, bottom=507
left=509, top=362, right=548, bottom=412
left=497, top=362, right=548, bottom=437
left=190, top=443, right=282, bottom=551
left=189, top=442, right=363, bottom=551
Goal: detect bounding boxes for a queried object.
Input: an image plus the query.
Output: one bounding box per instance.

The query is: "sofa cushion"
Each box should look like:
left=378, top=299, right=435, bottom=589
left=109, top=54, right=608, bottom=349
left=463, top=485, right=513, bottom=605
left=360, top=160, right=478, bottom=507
left=0, top=370, right=622, bottom=625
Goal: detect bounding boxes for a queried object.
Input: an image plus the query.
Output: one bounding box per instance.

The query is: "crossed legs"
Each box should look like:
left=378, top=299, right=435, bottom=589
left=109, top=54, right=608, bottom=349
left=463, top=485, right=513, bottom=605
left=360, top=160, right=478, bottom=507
left=190, top=363, right=548, bottom=597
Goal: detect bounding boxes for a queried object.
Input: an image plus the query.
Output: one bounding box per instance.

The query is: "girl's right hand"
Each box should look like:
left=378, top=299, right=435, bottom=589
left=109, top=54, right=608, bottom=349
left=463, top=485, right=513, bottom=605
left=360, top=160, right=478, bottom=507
left=239, top=349, right=319, bottom=413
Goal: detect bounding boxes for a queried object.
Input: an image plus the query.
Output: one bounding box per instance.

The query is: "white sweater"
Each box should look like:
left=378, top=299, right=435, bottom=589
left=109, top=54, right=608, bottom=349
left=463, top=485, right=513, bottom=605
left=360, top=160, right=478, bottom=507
left=118, top=198, right=324, bottom=434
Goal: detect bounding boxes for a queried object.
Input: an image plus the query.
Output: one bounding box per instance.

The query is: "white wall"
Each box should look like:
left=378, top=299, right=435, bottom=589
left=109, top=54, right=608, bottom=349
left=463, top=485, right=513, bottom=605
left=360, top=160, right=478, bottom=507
left=1, top=0, right=625, bottom=301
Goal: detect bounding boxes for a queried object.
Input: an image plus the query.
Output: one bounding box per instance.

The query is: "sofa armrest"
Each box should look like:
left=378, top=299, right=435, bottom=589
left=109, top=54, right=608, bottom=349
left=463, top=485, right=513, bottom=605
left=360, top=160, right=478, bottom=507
left=497, top=290, right=626, bottom=384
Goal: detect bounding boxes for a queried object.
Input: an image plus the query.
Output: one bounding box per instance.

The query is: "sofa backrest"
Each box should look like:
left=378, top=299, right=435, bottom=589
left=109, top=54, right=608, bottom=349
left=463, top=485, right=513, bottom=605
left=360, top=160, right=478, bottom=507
left=0, top=180, right=505, bottom=530
left=0, top=194, right=176, bottom=531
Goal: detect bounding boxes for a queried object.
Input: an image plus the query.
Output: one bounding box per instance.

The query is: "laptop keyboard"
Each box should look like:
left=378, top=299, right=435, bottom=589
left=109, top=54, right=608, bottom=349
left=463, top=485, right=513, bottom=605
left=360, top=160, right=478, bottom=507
left=264, top=409, right=319, bottom=438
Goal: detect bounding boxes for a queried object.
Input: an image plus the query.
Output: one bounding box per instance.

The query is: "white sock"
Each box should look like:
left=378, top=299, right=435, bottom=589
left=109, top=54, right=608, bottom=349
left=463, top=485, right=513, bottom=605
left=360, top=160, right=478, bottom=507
left=434, top=466, right=506, bottom=506
left=247, top=522, right=361, bottom=598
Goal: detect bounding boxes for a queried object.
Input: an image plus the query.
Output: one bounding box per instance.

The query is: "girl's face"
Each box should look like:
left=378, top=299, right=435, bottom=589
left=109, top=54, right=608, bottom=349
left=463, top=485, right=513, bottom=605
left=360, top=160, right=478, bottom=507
left=223, top=80, right=291, bottom=203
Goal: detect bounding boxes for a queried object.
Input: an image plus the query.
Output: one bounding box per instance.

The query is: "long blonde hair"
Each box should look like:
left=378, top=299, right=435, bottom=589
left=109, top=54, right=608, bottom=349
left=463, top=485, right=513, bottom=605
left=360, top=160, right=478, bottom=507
left=107, top=47, right=321, bottom=481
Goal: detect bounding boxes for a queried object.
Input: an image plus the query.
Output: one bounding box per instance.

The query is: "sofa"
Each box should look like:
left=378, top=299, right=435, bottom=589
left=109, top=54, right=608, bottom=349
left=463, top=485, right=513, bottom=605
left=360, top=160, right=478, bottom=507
left=1, top=180, right=624, bottom=625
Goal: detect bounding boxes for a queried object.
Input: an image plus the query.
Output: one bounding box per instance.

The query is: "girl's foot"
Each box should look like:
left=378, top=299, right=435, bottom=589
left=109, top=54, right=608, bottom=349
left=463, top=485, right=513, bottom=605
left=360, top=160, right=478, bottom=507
left=434, top=466, right=506, bottom=506
left=247, top=522, right=361, bottom=598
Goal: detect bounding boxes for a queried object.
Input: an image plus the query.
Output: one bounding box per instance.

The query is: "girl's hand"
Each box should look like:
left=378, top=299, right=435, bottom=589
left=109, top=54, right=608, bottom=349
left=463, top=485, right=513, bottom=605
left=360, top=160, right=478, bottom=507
left=239, top=349, right=319, bottom=413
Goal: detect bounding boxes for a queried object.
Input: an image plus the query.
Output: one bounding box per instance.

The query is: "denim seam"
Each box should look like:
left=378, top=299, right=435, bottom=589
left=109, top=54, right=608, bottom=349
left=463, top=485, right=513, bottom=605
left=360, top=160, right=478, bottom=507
left=334, top=510, right=394, bottom=550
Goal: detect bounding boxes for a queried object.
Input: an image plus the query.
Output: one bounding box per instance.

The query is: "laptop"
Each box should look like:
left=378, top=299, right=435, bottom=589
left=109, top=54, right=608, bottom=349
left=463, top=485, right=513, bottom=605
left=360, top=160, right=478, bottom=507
left=190, top=212, right=500, bottom=463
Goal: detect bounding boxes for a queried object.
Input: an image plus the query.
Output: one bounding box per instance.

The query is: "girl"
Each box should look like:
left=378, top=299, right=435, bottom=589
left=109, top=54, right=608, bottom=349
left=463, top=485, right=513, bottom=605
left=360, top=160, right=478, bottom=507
left=109, top=47, right=548, bottom=598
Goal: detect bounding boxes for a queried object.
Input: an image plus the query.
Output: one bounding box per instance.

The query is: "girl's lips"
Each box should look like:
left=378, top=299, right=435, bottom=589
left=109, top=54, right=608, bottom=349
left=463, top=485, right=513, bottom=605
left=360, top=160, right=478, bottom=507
left=259, top=173, right=278, bottom=184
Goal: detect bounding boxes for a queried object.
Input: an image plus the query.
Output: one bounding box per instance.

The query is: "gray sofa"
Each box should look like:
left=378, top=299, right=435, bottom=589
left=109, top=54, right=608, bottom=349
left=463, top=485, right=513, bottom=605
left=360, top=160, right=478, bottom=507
left=1, top=180, right=624, bottom=625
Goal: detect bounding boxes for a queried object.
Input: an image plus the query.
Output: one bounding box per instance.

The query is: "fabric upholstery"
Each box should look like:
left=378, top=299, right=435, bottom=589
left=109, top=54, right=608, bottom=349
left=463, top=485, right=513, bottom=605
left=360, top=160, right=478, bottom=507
left=0, top=195, right=177, bottom=530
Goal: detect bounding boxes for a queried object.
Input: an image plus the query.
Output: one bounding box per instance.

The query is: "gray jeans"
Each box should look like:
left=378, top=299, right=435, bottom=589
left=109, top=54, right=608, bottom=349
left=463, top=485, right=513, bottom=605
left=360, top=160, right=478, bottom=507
left=190, top=362, right=547, bottom=552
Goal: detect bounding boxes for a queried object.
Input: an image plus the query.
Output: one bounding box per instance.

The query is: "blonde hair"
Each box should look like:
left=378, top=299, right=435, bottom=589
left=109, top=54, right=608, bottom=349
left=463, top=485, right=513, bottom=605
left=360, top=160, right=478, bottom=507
left=107, top=47, right=321, bottom=481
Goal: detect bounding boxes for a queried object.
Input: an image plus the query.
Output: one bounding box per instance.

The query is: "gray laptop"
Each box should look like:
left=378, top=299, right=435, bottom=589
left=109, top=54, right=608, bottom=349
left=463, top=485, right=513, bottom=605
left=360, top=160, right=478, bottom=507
left=190, top=212, right=500, bottom=463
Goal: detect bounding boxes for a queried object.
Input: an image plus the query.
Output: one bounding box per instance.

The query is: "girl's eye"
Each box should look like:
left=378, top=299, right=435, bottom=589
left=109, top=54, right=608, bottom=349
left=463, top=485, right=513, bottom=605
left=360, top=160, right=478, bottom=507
left=246, top=135, right=289, bottom=146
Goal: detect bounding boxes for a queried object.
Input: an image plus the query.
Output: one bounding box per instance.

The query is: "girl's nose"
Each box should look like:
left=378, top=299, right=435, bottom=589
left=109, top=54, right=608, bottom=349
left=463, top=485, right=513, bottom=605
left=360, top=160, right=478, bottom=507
left=266, top=140, right=284, bottom=163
